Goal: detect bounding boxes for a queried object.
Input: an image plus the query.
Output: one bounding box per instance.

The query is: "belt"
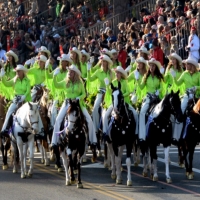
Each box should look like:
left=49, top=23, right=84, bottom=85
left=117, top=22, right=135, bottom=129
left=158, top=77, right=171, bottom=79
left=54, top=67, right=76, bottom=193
left=98, top=88, right=106, bottom=94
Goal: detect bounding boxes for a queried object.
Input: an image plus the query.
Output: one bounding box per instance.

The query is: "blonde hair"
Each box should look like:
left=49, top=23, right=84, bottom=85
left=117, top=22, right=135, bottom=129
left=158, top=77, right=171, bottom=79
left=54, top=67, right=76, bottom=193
left=166, top=60, right=182, bottom=72
left=66, top=72, right=81, bottom=87
left=73, top=54, right=81, bottom=71
left=101, top=60, right=114, bottom=81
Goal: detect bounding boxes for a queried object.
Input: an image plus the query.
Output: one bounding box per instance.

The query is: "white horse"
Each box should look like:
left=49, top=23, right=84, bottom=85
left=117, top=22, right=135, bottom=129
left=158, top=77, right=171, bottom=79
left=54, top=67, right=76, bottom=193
left=11, top=102, right=40, bottom=178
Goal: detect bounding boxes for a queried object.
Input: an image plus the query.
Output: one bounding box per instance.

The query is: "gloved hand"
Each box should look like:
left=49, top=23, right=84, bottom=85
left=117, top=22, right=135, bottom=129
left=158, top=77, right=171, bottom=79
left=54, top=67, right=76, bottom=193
left=155, top=90, right=159, bottom=96
left=30, top=57, right=35, bottom=66
left=131, top=94, right=137, bottom=104
left=53, top=68, right=60, bottom=76
left=131, top=57, right=135, bottom=64
left=134, top=70, right=140, bottom=80
left=170, top=69, right=176, bottom=78
left=89, top=56, right=94, bottom=64
left=20, top=95, right=26, bottom=102
left=125, top=65, right=132, bottom=73
left=0, top=68, right=5, bottom=78
left=104, top=78, right=110, bottom=86
left=45, top=59, right=50, bottom=69
left=160, top=67, right=165, bottom=74
left=87, top=62, right=92, bottom=71
left=25, top=59, right=31, bottom=65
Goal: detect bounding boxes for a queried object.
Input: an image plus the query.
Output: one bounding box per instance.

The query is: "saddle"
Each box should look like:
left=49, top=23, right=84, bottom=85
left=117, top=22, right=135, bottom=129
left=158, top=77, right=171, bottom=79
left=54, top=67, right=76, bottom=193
left=145, top=94, right=160, bottom=118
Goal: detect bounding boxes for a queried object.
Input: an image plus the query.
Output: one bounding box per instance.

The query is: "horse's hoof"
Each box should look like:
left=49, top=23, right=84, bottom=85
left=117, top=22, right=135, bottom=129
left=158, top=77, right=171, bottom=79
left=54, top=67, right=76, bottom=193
left=71, top=180, right=76, bottom=184
left=153, top=176, right=158, bottom=181
left=127, top=180, right=132, bottom=186
left=41, top=159, right=45, bottom=164
left=50, top=155, right=55, bottom=162
left=35, top=148, right=39, bottom=153
left=74, top=170, right=78, bottom=175
left=66, top=180, right=71, bottom=186
left=2, top=165, right=8, bottom=170
left=111, top=174, right=116, bottom=180
left=104, top=163, right=109, bottom=168
left=27, top=173, right=33, bottom=178
left=186, top=172, right=189, bottom=177
left=91, top=157, right=96, bottom=163
left=77, top=183, right=83, bottom=188
left=142, top=172, right=148, bottom=177
left=58, top=168, right=63, bottom=172
left=166, top=178, right=172, bottom=184
left=188, top=173, right=194, bottom=180
left=13, top=169, right=18, bottom=174
left=116, top=179, right=122, bottom=184
left=45, top=159, right=50, bottom=166
left=97, top=151, right=102, bottom=157
left=21, top=174, right=26, bottom=179
left=82, top=158, right=87, bottom=163
left=121, top=166, right=124, bottom=172
left=179, top=163, right=185, bottom=168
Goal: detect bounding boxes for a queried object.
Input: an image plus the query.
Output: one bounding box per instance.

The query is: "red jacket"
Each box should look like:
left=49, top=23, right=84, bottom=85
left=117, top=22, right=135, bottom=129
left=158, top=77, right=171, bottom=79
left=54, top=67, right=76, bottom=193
left=118, top=50, right=127, bottom=69
left=152, top=47, right=164, bottom=66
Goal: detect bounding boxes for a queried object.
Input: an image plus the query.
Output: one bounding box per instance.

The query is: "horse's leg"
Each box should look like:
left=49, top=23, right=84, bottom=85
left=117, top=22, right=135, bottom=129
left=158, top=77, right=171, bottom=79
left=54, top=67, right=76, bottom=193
left=77, top=143, right=85, bottom=189
left=60, top=151, right=70, bottom=185
left=133, top=142, right=140, bottom=166
left=28, top=137, right=34, bottom=177
left=178, top=142, right=184, bottom=168
left=1, top=139, right=7, bottom=170
left=18, top=139, right=25, bottom=179
left=53, top=145, right=62, bottom=172
left=150, top=145, right=158, bottom=181
left=11, top=141, right=18, bottom=173
left=42, top=140, right=50, bottom=166
left=126, top=143, right=133, bottom=186
left=37, top=140, right=44, bottom=164
left=67, top=149, right=75, bottom=184
left=142, top=151, right=148, bottom=177
left=164, top=146, right=172, bottom=183
left=107, top=142, right=116, bottom=179
left=188, top=145, right=195, bottom=179
left=104, top=142, right=110, bottom=168
left=3, top=139, right=10, bottom=169
left=115, top=145, right=124, bottom=184
left=73, top=151, right=78, bottom=175
left=182, top=143, right=189, bottom=177
left=82, top=144, right=87, bottom=163
left=23, top=143, right=28, bottom=176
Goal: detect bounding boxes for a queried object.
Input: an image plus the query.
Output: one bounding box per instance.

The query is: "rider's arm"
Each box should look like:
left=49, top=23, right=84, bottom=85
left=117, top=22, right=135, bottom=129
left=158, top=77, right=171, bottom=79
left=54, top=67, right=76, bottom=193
left=87, top=69, right=98, bottom=82
left=24, top=78, right=31, bottom=98
left=173, top=72, right=185, bottom=86
left=122, top=80, right=130, bottom=98
left=27, top=67, right=36, bottom=75
left=45, top=68, right=53, bottom=79
left=1, top=76, right=14, bottom=87
left=137, top=76, right=146, bottom=90
left=127, top=71, right=135, bottom=81
left=77, top=81, right=86, bottom=100
left=53, top=76, right=65, bottom=89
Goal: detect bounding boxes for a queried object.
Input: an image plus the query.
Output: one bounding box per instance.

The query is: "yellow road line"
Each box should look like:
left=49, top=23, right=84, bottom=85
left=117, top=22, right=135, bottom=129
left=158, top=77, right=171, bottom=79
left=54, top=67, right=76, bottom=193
left=35, top=164, right=134, bottom=200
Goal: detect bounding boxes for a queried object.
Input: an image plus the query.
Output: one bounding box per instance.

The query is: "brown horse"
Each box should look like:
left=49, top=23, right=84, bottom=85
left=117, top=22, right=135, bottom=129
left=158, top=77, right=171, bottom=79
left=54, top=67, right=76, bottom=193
left=0, top=95, right=11, bottom=170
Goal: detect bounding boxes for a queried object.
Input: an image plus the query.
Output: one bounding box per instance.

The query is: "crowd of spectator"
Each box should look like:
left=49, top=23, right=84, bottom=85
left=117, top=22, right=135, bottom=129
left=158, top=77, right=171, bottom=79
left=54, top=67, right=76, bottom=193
left=0, top=0, right=199, bottom=69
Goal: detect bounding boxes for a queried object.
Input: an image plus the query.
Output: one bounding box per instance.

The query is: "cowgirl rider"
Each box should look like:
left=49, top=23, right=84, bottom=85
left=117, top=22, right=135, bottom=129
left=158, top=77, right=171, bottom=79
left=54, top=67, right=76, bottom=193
left=51, top=65, right=97, bottom=146
left=171, top=58, right=200, bottom=143
left=103, top=66, right=138, bottom=138
left=136, top=58, right=164, bottom=141
left=0, top=65, right=31, bottom=136
left=87, top=54, right=114, bottom=134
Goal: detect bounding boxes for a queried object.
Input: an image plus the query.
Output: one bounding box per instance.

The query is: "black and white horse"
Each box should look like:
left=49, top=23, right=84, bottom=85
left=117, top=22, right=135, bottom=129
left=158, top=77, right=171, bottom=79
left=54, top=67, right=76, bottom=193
left=141, top=91, right=183, bottom=183
left=59, top=99, right=87, bottom=188
left=106, top=82, right=136, bottom=186
left=180, top=98, right=200, bottom=179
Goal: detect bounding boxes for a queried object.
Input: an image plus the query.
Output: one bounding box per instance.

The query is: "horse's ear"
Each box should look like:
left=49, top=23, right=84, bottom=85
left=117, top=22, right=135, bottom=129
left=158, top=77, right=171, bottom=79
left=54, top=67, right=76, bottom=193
left=176, top=90, right=180, bottom=95
left=170, top=90, right=174, bottom=96
left=118, top=81, right=121, bottom=90
left=28, top=102, right=33, bottom=110
left=111, top=83, right=115, bottom=91
left=69, top=99, right=72, bottom=105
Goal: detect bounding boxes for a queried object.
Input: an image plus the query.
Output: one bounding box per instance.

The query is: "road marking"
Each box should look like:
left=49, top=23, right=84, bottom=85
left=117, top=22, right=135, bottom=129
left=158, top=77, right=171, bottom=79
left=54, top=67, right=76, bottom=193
left=35, top=164, right=134, bottom=200
left=82, top=163, right=105, bottom=168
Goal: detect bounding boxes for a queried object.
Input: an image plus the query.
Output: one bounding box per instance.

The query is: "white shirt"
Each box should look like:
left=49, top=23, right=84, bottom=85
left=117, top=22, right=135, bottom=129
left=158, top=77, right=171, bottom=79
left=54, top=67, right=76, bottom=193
left=188, top=34, right=200, bottom=61
left=0, top=50, right=7, bottom=61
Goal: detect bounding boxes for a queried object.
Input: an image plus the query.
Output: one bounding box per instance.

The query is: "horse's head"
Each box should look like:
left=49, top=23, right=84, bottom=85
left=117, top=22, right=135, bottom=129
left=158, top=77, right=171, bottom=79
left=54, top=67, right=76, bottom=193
left=42, top=87, right=49, bottom=101
left=169, top=91, right=184, bottom=123
left=193, top=99, right=200, bottom=115
left=66, top=99, right=81, bottom=132
left=111, top=82, right=124, bottom=116
left=27, top=102, right=39, bottom=134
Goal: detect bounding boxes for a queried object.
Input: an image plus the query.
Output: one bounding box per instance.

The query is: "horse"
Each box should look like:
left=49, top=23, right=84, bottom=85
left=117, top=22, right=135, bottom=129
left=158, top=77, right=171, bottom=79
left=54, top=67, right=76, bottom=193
left=180, top=98, right=200, bottom=179
left=11, top=102, right=40, bottom=178
left=142, top=91, right=183, bottom=183
left=106, top=82, right=136, bottom=186
left=58, top=99, right=87, bottom=188
left=0, top=95, right=11, bottom=170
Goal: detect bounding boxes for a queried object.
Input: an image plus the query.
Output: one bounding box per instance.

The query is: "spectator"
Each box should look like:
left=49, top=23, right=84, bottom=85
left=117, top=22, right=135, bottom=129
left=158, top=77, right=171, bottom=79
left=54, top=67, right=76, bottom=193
left=117, top=42, right=127, bottom=69
left=16, top=0, right=25, bottom=18
left=56, top=0, right=62, bottom=17
left=151, top=38, right=164, bottom=66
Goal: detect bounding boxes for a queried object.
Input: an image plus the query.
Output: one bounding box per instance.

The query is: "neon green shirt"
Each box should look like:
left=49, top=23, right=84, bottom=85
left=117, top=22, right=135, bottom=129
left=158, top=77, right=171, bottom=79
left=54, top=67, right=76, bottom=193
left=27, top=67, right=46, bottom=86
left=80, top=62, right=87, bottom=79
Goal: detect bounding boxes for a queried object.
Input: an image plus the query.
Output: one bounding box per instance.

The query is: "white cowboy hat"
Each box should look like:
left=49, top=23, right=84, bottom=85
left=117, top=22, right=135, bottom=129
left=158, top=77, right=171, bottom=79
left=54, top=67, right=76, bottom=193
left=115, top=66, right=127, bottom=78
left=14, top=65, right=28, bottom=73
left=101, top=48, right=113, bottom=58
left=38, top=55, right=47, bottom=63
left=70, top=47, right=82, bottom=60
left=138, top=46, right=149, bottom=55
left=99, top=54, right=113, bottom=66
left=148, top=58, right=161, bottom=69
left=81, top=50, right=90, bottom=61
left=6, top=50, right=18, bottom=62
left=168, top=53, right=182, bottom=65
left=185, top=58, right=199, bottom=69
left=68, top=64, right=81, bottom=76
left=110, top=49, right=118, bottom=55
left=136, top=57, right=147, bottom=65
left=57, top=54, right=73, bottom=63
left=39, top=46, right=51, bottom=56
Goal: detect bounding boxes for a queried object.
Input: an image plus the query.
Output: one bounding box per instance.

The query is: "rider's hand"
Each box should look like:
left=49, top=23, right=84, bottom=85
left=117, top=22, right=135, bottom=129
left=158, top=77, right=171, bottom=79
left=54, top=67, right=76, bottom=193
left=134, top=70, right=140, bottom=80
left=0, top=68, right=5, bottom=78
left=89, top=56, right=94, bottom=64
left=53, top=68, right=60, bottom=76
left=125, top=65, right=132, bottom=73
left=25, top=59, right=31, bottom=65
left=45, top=59, right=50, bottom=69
left=87, top=62, right=92, bottom=71
left=160, top=67, right=165, bottom=74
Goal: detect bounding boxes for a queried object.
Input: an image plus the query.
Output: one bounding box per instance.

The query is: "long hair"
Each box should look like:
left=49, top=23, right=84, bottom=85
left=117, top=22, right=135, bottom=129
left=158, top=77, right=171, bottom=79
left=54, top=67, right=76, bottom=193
left=73, top=54, right=81, bottom=71
left=144, top=65, right=163, bottom=83
left=137, top=52, right=149, bottom=60
left=166, top=60, right=182, bottom=73
left=5, top=58, right=17, bottom=73
left=66, top=72, right=81, bottom=87
left=101, top=60, right=114, bottom=81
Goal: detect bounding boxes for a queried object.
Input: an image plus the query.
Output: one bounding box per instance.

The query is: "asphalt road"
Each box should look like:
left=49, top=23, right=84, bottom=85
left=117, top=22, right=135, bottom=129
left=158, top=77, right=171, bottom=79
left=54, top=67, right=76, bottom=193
left=0, top=145, right=200, bottom=200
